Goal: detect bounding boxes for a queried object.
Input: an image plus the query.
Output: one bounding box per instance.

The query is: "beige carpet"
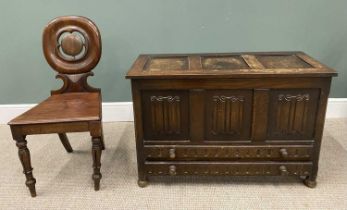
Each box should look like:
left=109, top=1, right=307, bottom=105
left=0, top=119, right=346, bottom=210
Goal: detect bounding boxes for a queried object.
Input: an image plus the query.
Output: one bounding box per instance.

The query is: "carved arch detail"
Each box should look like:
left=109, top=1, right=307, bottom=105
left=51, top=72, right=100, bottom=95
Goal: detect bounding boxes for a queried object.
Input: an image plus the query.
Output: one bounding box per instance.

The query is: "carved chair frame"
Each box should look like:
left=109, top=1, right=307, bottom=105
left=8, top=16, right=104, bottom=197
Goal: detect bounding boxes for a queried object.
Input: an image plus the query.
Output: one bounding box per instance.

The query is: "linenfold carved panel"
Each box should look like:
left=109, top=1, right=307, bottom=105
left=268, top=90, right=319, bottom=140
left=205, top=90, right=252, bottom=140
left=142, top=91, right=189, bottom=140
left=211, top=96, right=244, bottom=135
left=150, top=96, right=181, bottom=135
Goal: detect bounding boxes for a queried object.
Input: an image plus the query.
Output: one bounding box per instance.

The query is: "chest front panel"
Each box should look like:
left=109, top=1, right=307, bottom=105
left=141, top=90, right=189, bottom=141
left=140, top=85, right=321, bottom=144
left=204, top=90, right=253, bottom=141
left=267, top=89, right=319, bottom=140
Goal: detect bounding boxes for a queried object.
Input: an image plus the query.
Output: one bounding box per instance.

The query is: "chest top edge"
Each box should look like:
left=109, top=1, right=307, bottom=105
left=126, top=51, right=337, bottom=79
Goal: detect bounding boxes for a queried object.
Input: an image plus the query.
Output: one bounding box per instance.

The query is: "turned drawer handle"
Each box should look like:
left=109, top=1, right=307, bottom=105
left=280, top=148, right=288, bottom=158
left=169, top=165, right=177, bottom=176
left=169, top=148, right=176, bottom=159
left=279, top=165, right=289, bottom=175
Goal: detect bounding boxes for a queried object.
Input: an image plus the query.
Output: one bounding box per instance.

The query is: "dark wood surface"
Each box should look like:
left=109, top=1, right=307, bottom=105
left=9, top=92, right=101, bottom=125
left=126, top=51, right=337, bottom=188
left=42, top=16, right=102, bottom=75
left=126, top=52, right=337, bottom=79
left=8, top=16, right=104, bottom=197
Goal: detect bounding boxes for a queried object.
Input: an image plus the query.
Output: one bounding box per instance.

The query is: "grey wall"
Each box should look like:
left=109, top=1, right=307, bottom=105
left=0, top=0, right=346, bottom=104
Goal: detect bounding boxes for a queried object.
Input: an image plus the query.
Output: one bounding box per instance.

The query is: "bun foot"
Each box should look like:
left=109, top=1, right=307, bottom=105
left=303, top=179, right=317, bottom=188
left=138, top=180, right=148, bottom=188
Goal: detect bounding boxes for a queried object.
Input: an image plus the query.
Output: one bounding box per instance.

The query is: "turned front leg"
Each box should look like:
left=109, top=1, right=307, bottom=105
left=100, top=125, right=105, bottom=150
left=15, top=138, right=37, bottom=197
left=91, top=137, right=102, bottom=190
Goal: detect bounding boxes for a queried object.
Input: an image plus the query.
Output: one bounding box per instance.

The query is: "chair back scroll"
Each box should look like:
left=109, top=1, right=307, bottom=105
left=42, top=16, right=102, bottom=95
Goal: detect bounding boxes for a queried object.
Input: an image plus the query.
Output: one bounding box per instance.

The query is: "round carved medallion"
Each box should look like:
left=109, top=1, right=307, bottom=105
left=43, top=16, right=101, bottom=74
left=60, top=32, right=84, bottom=56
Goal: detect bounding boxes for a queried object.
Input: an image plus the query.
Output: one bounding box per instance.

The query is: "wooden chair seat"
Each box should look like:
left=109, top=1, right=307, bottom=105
left=9, top=93, right=101, bottom=125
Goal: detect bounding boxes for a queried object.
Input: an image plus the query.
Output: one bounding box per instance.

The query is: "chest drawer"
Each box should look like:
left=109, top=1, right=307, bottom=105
left=144, top=162, right=312, bottom=176
left=144, top=145, right=313, bottom=161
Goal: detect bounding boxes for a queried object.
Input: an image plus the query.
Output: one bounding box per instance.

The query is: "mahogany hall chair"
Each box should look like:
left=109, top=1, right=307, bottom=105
left=8, top=16, right=105, bottom=197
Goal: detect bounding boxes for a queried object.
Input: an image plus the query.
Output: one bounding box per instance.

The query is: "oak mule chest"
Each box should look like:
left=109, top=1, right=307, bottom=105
left=126, top=52, right=337, bottom=188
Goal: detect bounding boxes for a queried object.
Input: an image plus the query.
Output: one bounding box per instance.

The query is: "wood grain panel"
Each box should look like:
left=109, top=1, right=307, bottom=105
left=144, top=57, right=188, bottom=71
left=189, top=89, right=205, bottom=142
left=205, top=90, right=252, bottom=141
left=251, top=89, right=269, bottom=141
left=268, top=89, right=319, bottom=140
left=142, top=90, right=189, bottom=140
left=202, top=55, right=249, bottom=69
left=256, top=54, right=313, bottom=69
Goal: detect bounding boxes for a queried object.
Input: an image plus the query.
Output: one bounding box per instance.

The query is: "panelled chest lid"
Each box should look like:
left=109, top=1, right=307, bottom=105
left=126, top=52, right=337, bottom=79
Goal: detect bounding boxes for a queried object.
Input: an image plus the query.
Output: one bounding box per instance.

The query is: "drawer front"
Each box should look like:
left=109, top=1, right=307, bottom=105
left=144, top=145, right=313, bottom=161
left=267, top=89, right=319, bottom=140
left=141, top=90, right=190, bottom=141
left=144, top=162, right=312, bottom=176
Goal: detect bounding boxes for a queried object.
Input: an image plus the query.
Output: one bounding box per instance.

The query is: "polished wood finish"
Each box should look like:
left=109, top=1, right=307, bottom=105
left=9, top=92, right=101, bottom=124
left=144, top=162, right=313, bottom=177
left=51, top=72, right=100, bottom=95
left=144, top=145, right=313, bottom=161
left=8, top=16, right=104, bottom=197
left=127, top=51, right=337, bottom=188
left=126, top=52, right=336, bottom=79
left=58, top=133, right=73, bottom=153
left=42, top=16, right=102, bottom=74
left=141, top=90, right=190, bottom=140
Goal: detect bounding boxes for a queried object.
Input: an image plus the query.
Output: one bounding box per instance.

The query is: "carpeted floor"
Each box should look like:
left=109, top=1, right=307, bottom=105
left=0, top=119, right=346, bottom=210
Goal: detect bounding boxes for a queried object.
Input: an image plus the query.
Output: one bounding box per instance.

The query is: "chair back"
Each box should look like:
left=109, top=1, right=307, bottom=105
left=42, top=16, right=102, bottom=94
